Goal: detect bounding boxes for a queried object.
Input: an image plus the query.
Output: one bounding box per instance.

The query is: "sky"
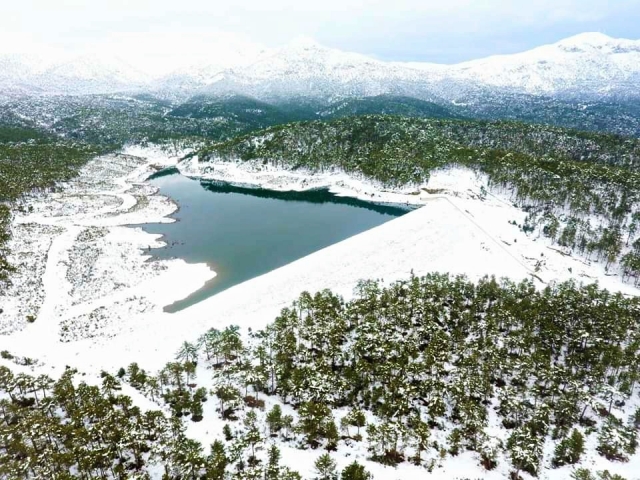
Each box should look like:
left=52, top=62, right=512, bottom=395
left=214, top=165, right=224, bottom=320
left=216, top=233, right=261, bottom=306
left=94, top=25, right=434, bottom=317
left=1, top=0, right=639, bottom=75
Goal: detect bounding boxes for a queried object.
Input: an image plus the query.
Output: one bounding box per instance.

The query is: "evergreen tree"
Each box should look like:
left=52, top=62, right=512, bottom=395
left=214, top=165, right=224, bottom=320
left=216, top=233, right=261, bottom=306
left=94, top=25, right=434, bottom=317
left=314, top=453, right=338, bottom=480
left=176, top=341, right=199, bottom=365
left=266, top=404, right=283, bottom=435
left=553, top=429, right=585, bottom=467
left=340, top=461, right=372, bottom=480
left=265, top=444, right=282, bottom=480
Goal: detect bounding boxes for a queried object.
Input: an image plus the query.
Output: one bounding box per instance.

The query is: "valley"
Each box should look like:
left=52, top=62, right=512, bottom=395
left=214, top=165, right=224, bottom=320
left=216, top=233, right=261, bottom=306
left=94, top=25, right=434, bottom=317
left=1, top=30, right=640, bottom=480
left=2, top=141, right=640, bottom=479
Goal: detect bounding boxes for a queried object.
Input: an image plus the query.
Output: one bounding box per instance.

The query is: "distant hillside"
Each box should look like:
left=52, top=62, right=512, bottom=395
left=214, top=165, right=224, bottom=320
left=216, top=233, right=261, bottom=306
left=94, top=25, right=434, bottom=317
left=318, top=95, right=461, bottom=120
left=0, top=95, right=281, bottom=147
left=167, top=94, right=462, bottom=127
left=3, top=91, right=640, bottom=152
left=197, top=115, right=640, bottom=182
left=167, top=94, right=317, bottom=128
left=169, top=94, right=306, bottom=122
left=457, top=91, right=640, bottom=138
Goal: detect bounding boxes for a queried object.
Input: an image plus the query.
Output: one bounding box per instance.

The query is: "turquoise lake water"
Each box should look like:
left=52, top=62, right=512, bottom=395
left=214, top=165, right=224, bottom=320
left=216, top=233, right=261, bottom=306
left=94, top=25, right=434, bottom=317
left=143, top=173, right=412, bottom=312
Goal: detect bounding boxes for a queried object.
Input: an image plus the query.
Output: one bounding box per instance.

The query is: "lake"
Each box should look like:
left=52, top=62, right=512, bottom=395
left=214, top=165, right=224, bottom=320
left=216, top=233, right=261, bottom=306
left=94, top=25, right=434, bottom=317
left=143, top=173, right=412, bottom=312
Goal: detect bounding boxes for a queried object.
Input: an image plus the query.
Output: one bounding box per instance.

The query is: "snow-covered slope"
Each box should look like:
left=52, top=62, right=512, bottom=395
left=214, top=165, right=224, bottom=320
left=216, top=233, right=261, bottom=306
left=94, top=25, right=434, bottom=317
left=153, top=42, right=271, bottom=98
left=0, top=52, right=150, bottom=95
left=179, top=33, right=640, bottom=102
left=0, top=53, right=53, bottom=95
left=449, top=32, right=640, bottom=98
left=0, top=32, right=638, bottom=99
left=1, top=148, right=639, bottom=480
left=197, top=37, right=446, bottom=102
left=32, top=54, right=151, bottom=95
left=0, top=55, right=37, bottom=84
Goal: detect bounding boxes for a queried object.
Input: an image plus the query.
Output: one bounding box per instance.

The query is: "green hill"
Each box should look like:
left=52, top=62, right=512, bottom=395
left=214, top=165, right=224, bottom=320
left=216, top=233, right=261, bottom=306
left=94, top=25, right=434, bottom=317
left=319, top=95, right=462, bottom=120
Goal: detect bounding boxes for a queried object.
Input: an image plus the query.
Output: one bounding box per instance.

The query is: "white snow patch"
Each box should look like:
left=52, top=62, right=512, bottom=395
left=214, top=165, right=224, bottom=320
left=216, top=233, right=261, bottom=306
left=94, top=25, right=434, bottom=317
left=2, top=148, right=639, bottom=479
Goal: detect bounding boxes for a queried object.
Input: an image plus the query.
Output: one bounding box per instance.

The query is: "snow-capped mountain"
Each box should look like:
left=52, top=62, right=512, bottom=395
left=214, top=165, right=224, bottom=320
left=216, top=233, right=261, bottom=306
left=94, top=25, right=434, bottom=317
left=448, top=32, right=640, bottom=98
left=195, top=37, right=447, bottom=102
left=0, top=53, right=55, bottom=95
left=0, top=32, right=638, bottom=100
left=0, top=51, right=151, bottom=95
left=0, top=55, right=36, bottom=84
left=153, top=43, right=272, bottom=99
left=189, top=33, right=640, bottom=102
left=32, top=54, right=151, bottom=95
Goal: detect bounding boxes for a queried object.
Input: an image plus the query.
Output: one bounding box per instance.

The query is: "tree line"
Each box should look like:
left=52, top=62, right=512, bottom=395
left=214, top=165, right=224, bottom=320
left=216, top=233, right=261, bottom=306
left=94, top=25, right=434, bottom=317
left=194, top=115, right=640, bottom=282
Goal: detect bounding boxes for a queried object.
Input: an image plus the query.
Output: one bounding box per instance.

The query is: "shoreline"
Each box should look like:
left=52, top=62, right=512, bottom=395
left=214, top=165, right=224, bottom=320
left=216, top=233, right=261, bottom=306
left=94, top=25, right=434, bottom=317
left=177, top=155, right=433, bottom=207
left=0, top=146, right=215, bottom=354
left=142, top=168, right=417, bottom=313
left=0, top=145, right=638, bottom=375
left=193, top=176, right=422, bottom=210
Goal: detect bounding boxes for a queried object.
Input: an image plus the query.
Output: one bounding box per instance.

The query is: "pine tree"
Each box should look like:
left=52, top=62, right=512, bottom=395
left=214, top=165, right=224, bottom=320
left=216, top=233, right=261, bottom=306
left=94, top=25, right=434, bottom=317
left=314, top=453, right=338, bottom=480
left=190, top=396, right=204, bottom=422
left=206, top=440, right=228, bottom=480
left=325, top=420, right=340, bottom=451
left=265, top=444, right=282, bottom=480
left=340, top=461, right=372, bottom=480
left=553, top=429, right=585, bottom=467
left=266, top=404, right=283, bottom=435
left=176, top=341, right=199, bottom=365
left=346, top=408, right=366, bottom=438
left=243, top=410, right=263, bottom=460
left=597, top=417, right=638, bottom=461
left=507, top=424, right=543, bottom=477
left=297, top=401, right=333, bottom=446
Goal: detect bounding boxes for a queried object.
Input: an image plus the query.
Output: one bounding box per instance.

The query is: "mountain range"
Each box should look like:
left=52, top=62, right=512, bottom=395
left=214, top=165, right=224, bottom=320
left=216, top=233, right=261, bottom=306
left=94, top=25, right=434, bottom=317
left=0, top=32, right=639, bottom=102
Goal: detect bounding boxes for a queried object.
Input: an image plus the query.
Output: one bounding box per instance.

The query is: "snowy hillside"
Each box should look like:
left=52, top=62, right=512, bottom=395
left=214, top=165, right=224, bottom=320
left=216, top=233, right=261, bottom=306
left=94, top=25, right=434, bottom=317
left=450, top=32, right=640, bottom=98
left=0, top=53, right=53, bottom=95
left=197, top=37, right=446, bottom=102
left=0, top=32, right=638, bottom=99
left=181, top=32, right=640, bottom=102
left=34, top=54, right=151, bottom=95
left=0, top=51, right=150, bottom=95
left=0, top=54, right=40, bottom=83
left=153, top=41, right=271, bottom=98
left=2, top=147, right=640, bottom=480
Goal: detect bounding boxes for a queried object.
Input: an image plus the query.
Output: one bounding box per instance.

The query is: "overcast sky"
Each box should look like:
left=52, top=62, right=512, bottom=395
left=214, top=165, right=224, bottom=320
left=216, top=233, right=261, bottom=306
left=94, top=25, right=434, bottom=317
left=2, top=0, right=639, bottom=74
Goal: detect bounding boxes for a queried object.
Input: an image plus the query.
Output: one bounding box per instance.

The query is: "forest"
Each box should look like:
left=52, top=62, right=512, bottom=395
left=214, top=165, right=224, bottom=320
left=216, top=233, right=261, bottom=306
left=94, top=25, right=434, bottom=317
left=3, top=93, right=640, bottom=150
left=2, top=274, right=639, bottom=479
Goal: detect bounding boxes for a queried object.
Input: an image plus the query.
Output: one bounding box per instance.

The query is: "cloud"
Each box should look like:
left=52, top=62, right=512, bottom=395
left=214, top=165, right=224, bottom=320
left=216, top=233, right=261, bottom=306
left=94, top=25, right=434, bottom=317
left=86, top=32, right=267, bottom=76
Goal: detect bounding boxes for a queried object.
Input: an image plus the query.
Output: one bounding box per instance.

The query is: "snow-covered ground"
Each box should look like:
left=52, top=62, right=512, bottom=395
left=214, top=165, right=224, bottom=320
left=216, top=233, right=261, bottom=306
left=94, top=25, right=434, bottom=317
left=3, top=145, right=639, bottom=369
left=1, top=147, right=639, bottom=479
left=0, top=147, right=214, bottom=347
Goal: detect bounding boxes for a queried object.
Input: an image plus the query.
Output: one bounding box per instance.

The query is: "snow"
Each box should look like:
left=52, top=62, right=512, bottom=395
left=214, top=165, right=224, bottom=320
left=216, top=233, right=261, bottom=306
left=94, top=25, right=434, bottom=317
left=33, top=54, right=151, bottom=95
left=194, top=37, right=442, bottom=102
left=2, top=32, right=638, bottom=99
left=192, top=32, right=640, bottom=101
left=3, top=147, right=639, bottom=364
left=449, top=32, right=640, bottom=97
left=0, top=50, right=151, bottom=95
left=1, top=147, right=640, bottom=479
left=0, top=147, right=214, bottom=346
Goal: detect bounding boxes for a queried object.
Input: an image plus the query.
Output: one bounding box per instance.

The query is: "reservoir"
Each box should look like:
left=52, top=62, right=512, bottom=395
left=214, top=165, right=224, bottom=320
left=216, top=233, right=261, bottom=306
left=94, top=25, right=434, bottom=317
left=143, top=173, right=412, bottom=312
